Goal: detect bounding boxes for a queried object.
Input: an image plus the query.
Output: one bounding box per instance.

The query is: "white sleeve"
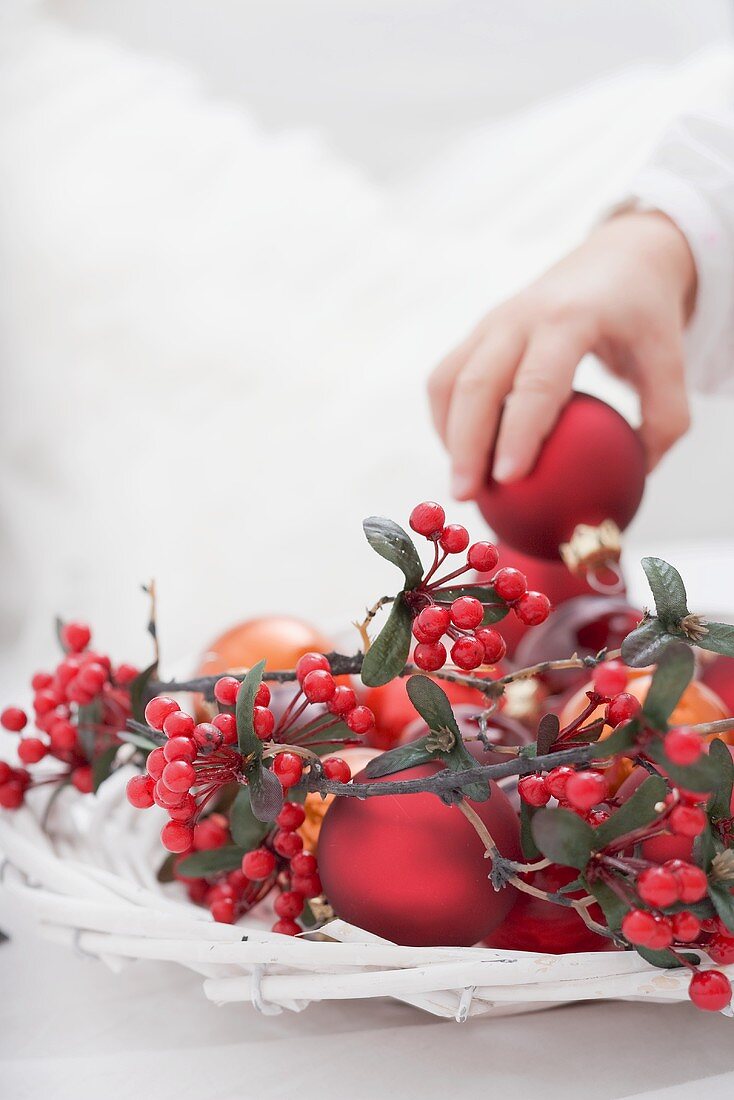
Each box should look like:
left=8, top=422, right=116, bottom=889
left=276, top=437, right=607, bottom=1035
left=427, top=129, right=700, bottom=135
left=618, top=112, right=734, bottom=394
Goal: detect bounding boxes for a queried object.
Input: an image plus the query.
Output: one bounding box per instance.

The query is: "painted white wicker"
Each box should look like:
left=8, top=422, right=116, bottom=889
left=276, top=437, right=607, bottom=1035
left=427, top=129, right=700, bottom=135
left=1, top=766, right=729, bottom=1021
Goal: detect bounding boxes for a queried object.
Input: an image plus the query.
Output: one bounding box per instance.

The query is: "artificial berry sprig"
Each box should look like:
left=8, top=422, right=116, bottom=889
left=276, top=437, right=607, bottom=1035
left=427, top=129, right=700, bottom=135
left=0, top=620, right=139, bottom=809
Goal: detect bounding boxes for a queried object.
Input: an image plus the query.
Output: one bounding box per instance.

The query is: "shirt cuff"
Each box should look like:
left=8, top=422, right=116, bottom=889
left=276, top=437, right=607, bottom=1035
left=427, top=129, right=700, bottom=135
left=610, top=166, right=734, bottom=393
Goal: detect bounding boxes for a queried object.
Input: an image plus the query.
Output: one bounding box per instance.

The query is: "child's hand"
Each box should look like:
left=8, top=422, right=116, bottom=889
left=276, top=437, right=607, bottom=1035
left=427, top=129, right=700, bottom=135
left=428, top=211, right=697, bottom=500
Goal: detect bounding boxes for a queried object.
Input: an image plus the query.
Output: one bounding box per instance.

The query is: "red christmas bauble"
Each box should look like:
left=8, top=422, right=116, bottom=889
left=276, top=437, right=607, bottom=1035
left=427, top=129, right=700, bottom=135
left=318, top=763, right=521, bottom=946
left=477, top=393, right=646, bottom=560
left=702, top=656, right=734, bottom=716
left=483, top=864, right=611, bottom=953
left=362, top=672, right=503, bottom=750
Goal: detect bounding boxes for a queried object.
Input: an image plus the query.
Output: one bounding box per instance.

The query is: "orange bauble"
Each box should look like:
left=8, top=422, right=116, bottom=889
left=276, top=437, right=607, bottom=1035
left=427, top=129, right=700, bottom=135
left=318, top=763, right=521, bottom=947
left=559, top=670, right=729, bottom=736
left=198, top=616, right=332, bottom=678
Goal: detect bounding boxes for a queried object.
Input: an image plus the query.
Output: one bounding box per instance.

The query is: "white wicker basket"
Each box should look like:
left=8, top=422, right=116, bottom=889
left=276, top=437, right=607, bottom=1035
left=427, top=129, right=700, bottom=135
left=1, top=766, right=728, bottom=1021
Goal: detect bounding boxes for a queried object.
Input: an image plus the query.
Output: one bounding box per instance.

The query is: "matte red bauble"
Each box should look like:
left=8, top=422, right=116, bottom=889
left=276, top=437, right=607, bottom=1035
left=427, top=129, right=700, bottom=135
left=318, top=763, right=521, bottom=946
left=483, top=864, right=610, bottom=953
left=477, top=393, right=646, bottom=561
left=702, top=656, right=734, bottom=716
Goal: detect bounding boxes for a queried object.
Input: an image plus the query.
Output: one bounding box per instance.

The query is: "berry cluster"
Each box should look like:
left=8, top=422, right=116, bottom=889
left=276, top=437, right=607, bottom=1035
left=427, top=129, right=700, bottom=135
left=126, top=653, right=371, bottom=932
left=0, top=621, right=137, bottom=809
left=406, top=501, right=550, bottom=673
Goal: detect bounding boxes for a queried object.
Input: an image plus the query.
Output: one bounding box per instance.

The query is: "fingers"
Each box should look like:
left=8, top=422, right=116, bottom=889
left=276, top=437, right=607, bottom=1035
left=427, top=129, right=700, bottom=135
left=635, top=336, right=690, bottom=469
left=444, top=326, right=526, bottom=500
left=428, top=331, right=483, bottom=444
left=492, top=325, right=593, bottom=483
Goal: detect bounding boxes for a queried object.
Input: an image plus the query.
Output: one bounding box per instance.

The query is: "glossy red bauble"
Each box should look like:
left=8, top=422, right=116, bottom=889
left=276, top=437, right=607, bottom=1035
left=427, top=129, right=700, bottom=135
left=318, top=763, right=521, bottom=947
left=477, top=393, right=646, bottom=560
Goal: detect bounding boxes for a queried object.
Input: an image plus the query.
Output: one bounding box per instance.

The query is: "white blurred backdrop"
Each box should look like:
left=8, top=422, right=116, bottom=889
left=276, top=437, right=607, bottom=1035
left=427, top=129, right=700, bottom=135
left=1, top=0, right=734, bottom=687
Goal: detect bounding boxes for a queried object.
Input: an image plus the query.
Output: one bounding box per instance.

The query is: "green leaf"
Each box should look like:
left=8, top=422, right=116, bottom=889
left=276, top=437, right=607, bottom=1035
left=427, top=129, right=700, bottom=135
left=76, top=699, right=103, bottom=759
left=247, top=762, right=284, bottom=822
left=642, top=642, right=694, bottom=729
left=363, top=735, right=435, bottom=778
left=588, top=718, right=638, bottom=759
left=129, top=661, right=159, bottom=725
left=405, top=675, right=488, bottom=801
left=92, top=744, right=119, bottom=793
left=583, top=877, right=627, bottom=934
left=176, top=845, right=246, bottom=879
left=593, top=775, right=667, bottom=849
left=435, top=585, right=509, bottom=625
left=363, top=516, right=424, bottom=589
left=641, top=557, right=689, bottom=627
left=709, top=883, right=734, bottom=933
left=236, top=659, right=267, bottom=758
left=621, top=618, right=676, bottom=668
left=120, top=724, right=163, bottom=752
left=708, top=738, right=734, bottom=821
left=531, top=807, right=595, bottom=870
left=520, top=801, right=540, bottom=860
left=696, top=622, right=734, bottom=659
left=361, top=597, right=412, bottom=687
left=695, top=825, right=717, bottom=873
left=536, top=714, right=560, bottom=756
left=229, top=786, right=269, bottom=848
left=636, top=946, right=700, bottom=970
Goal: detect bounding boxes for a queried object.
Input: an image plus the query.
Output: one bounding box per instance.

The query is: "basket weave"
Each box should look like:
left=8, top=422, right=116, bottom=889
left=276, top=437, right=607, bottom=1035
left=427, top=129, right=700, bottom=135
left=1, top=766, right=726, bottom=1021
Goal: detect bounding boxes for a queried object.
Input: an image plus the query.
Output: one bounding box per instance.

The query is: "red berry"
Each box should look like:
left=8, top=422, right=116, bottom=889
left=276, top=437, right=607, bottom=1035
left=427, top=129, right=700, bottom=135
left=637, top=866, right=681, bottom=908
left=146, top=746, right=166, bottom=781
left=646, top=916, right=675, bottom=950
left=492, top=568, right=527, bottom=602
left=167, top=793, right=196, bottom=821
left=414, top=605, right=450, bottom=644
left=253, top=706, right=275, bottom=740
left=31, top=671, right=53, bottom=691
left=565, top=770, right=606, bottom=812
left=665, top=727, right=703, bottom=767
left=689, top=969, right=732, bottom=1012
left=72, top=765, right=93, bottom=794
left=56, top=657, right=81, bottom=689
left=18, top=738, right=47, bottom=765
left=518, top=775, right=550, bottom=807
left=707, top=933, right=734, bottom=965
left=145, top=696, right=180, bottom=731
left=669, top=804, right=706, bottom=838
left=77, top=662, right=108, bottom=695
left=162, top=710, right=195, bottom=739
left=254, top=683, right=271, bottom=708
left=622, top=908, right=664, bottom=947
left=291, top=872, right=322, bottom=898
left=328, top=686, right=357, bottom=716
left=606, top=692, right=641, bottom=727
left=672, top=911, right=701, bottom=943
left=275, top=890, right=304, bottom=919
left=546, top=766, right=574, bottom=800
left=450, top=596, right=484, bottom=630
left=665, top=860, right=708, bottom=903
left=409, top=501, right=445, bottom=539
left=302, top=669, right=336, bottom=704
left=193, top=818, right=229, bottom=850
left=593, top=660, right=628, bottom=698
left=154, top=782, right=187, bottom=809
left=65, top=680, right=94, bottom=706
left=242, top=847, right=276, bottom=879
left=323, top=758, right=351, bottom=783
left=272, top=752, right=303, bottom=789
left=346, top=705, right=375, bottom=735
left=162, top=760, right=195, bottom=793
left=193, top=723, right=224, bottom=752
left=114, top=663, right=139, bottom=685
left=271, top=918, right=301, bottom=936
left=210, top=897, right=236, bottom=924
left=467, top=542, right=499, bottom=573
left=126, top=774, right=155, bottom=809
left=163, top=736, right=197, bottom=764
left=1, top=707, right=27, bottom=732
left=439, top=524, right=469, bottom=554
left=0, top=780, right=25, bottom=809
left=161, top=821, right=194, bottom=853
left=413, top=641, right=447, bottom=672
left=214, top=676, right=240, bottom=706
left=49, top=718, right=77, bottom=753
left=475, top=627, right=506, bottom=664
left=273, top=829, right=304, bottom=858
left=450, top=636, right=485, bottom=671
left=212, top=712, right=238, bottom=744
left=0, top=762, right=10, bottom=785
left=60, top=621, right=91, bottom=653
left=514, top=591, right=551, bottom=626
left=276, top=802, right=306, bottom=830
left=290, top=851, right=317, bottom=876
left=227, top=868, right=249, bottom=892
left=34, top=688, right=62, bottom=715
left=295, top=652, right=331, bottom=684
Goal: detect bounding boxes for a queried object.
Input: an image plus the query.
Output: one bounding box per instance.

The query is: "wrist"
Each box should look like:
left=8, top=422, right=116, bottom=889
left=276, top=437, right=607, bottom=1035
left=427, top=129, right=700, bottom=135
left=607, top=209, right=698, bottom=322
